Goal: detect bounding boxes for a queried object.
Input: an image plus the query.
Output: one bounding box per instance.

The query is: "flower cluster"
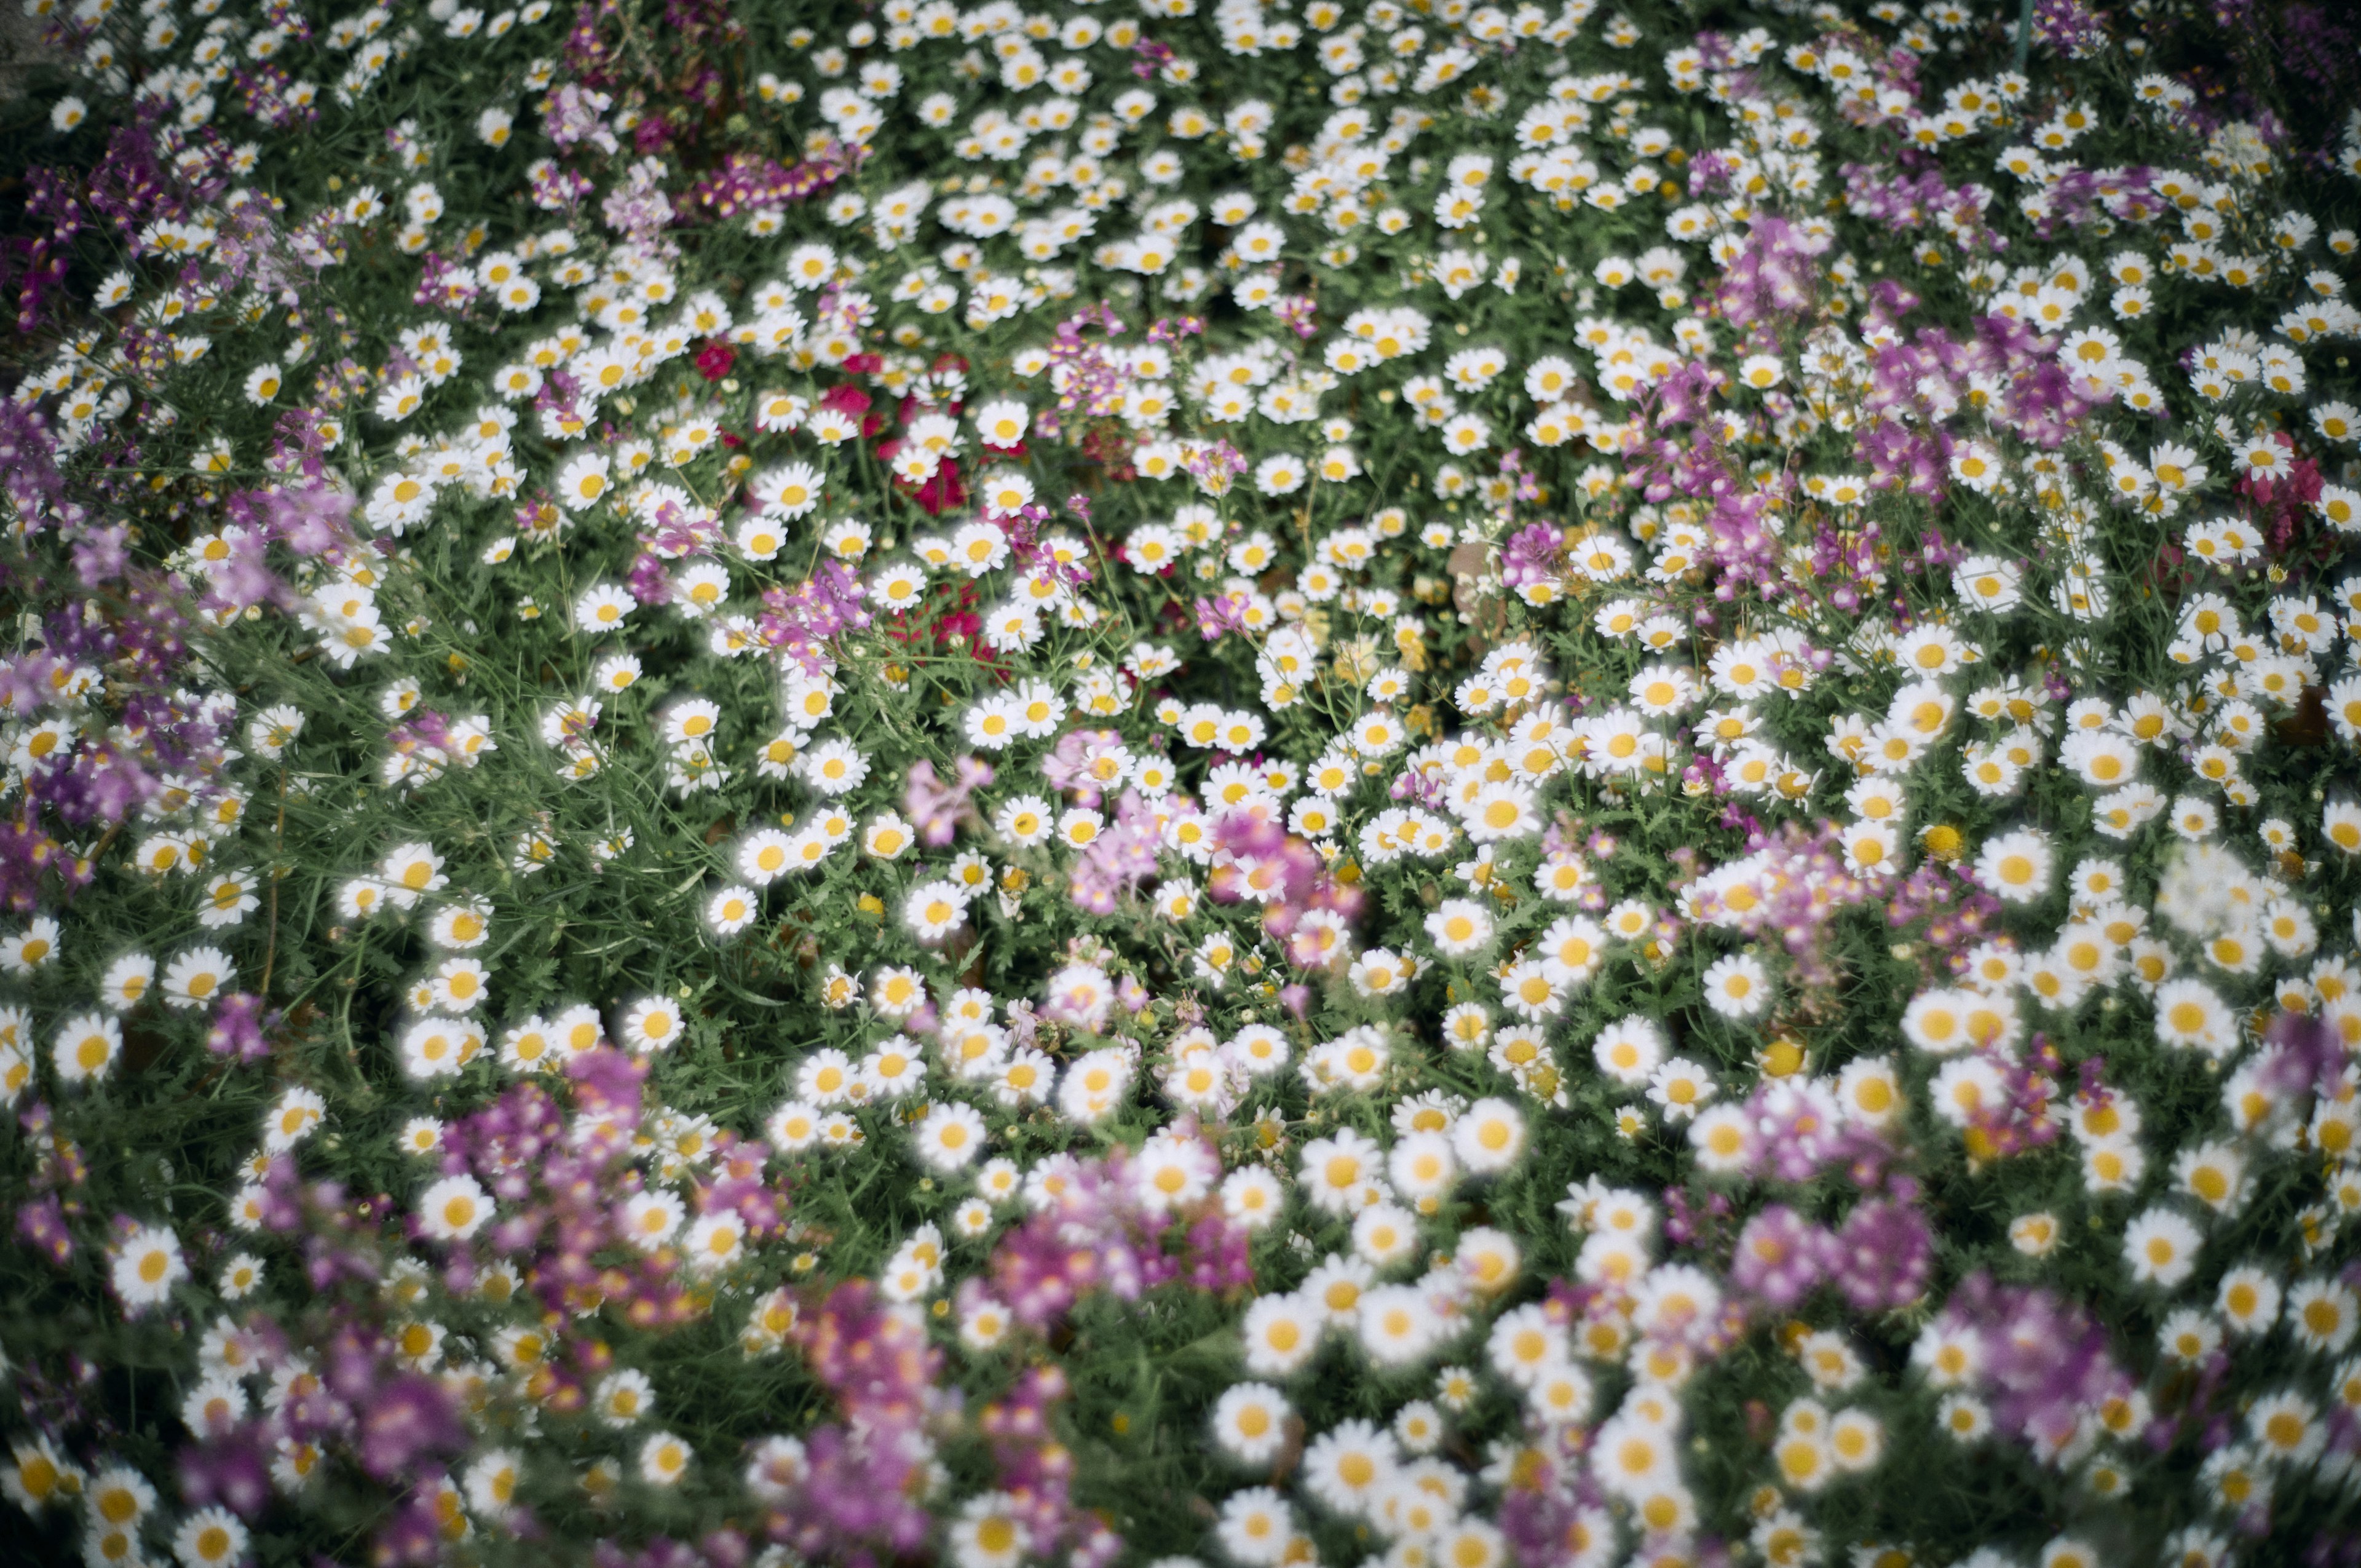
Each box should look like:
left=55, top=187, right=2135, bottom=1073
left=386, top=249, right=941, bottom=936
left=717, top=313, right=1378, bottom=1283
left=4, top=0, right=2361, bottom=1566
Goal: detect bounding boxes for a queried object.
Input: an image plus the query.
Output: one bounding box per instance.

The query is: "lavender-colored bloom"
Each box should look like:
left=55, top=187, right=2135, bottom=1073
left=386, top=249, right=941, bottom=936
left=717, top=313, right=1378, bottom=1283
left=542, top=82, right=619, bottom=152
left=68, top=522, right=130, bottom=587
left=2031, top=0, right=2108, bottom=57
left=1195, top=587, right=1252, bottom=641
left=601, top=156, right=677, bottom=242
left=1500, top=521, right=1563, bottom=591
left=1730, top=1204, right=1832, bottom=1310
left=14, top=1191, right=74, bottom=1265
left=758, top=561, right=872, bottom=674
left=411, top=251, right=480, bottom=310
left=904, top=755, right=993, bottom=847
left=1713, top=215, right=1829, bottom=326
left=1747, top=1077, right=1854, bottom=1183
left=626, top=550, right=673, bottom=606
left=1931, top=1273, right=2135, bottom=1465
left=178, top=1424, right=272, bottom=1517
left=1067, top=791, right=1164, bottom=915
left=354, top=1372, right=465, bottom=1481
left=1829, top=1197, right=1934, bottom=1312
left=204, top=992, right=275, bottom=1063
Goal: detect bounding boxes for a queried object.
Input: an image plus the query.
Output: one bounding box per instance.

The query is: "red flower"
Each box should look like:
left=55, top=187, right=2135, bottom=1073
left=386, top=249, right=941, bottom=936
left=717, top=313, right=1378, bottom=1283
left=694, top=339, right=736, bottom=382
left=820, top=382, right=888, bottom=437
left=904, top=456, right=965, bottom=517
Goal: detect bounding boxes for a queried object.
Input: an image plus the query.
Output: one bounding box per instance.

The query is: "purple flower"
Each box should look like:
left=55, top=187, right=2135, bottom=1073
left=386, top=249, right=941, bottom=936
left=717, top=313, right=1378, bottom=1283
left=1931, top=1273, right=2135, bottom=1464
left=1194, top=588, right=1251, bottom=641
left=1500, top=521, right=1563, bottom=590
left=1730, top=1205, right=1831, bottom=1310
left=68, top=522, right=130, bottom=587
left=14, top=1191, right=74, bottom=1265
left=2032, top=0, right=2109, bottom=57
left=626, top=550, right=673, bottom=606
left=758, top=562, right=872, bottom=674
left=204, top=992, right=275, bottom=1063
left=1829, top=1197, right=1934, bottom=1312
left=541, top=82, right=618, bottom=152
left=1067, top=791, right=1164, bottom=914
left=904, top=756, right=994, bottom=847
left=355, top=1373, right=465, bottom=1481
left=411, top=251, right=480, bottom=310
left=178, top=1424, right=273, bottom=1517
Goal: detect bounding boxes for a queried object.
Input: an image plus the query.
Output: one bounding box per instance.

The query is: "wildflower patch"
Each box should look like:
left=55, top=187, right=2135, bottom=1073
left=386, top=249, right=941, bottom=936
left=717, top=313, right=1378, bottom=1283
left=2, top=0, right=2361, bottom=1566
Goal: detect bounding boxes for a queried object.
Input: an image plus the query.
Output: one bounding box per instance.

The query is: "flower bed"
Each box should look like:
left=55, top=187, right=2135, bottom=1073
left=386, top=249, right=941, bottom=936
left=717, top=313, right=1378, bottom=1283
left=2, top=0, right=2360, bottom=1564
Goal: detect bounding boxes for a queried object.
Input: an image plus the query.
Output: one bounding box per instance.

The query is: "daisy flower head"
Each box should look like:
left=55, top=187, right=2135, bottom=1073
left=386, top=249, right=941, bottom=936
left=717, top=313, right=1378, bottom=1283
left=622, top=1190, right=686, bottom=1251
left=2123, top=1206, right=2203, bottom=1288
left=162, top=946, right=235, bottom=1010
left=1701, top=952, right=1772, bottom=1019
left=1241, top=1292, right=1323, bottom=1377
left=1134, top=1127, right=1216, bottom=1211
left=951, top=1492, right=1031, bottom=1568
left=426, top=898, right=492, bottom=950
left=914, top=1100, right=989, bottom=1170
left=197, top=871, right=259, bottom=928
left=398, top=1016, right=469, bottom=1080
left=173, top=1508, right=248, bottom=1568
left=1300, top=1417, right=1399, bottom=1515
left=1360, top=1283, right=1449, bottom=1368
left=1453, top=1098, right=1528, bottom=1174
left=263, top=1087, right=326, bottom=1151
left=738, top=828, right=796, bottom=884
left=573, top=582, right=635, bottom=635
left=555, top=453, right=611, bottom=511
left=2218, top=1265, right=2282, bottom=1335
left=905, top=880, right=969, bottom=943
left=620, top=996, right=685, bottom=1053
left=417, top=1174, right=493, bottom=1241
left=110, top=1223, right=187, bottom=1310
left=217, top=1253, right=263, bottom=1299
left=1211, top=1382, right=1294, bottom=1465
left=683, top=1210, right=747, bottom=1274
left=463, top=1449, right=524, bottom=1520
left=99, top=953, right=156, bottom=1011
left=1648, top=1057, right=1717, bottom=1121
left=1592, top=1015, right=1667, bottom=1087
left=637, top=1431, right=692, bottom=1487
left=1425, top=898, right=1495, bottom=956
left=706, top=884, right=759, bottom=935
left=52, top=1012, right=122, bottom=1085
left=2290, top=1278, right=2359, bottom=1355
left=84, top=1465, right=156, bottom=1538
left=1222, top=1166, right=1287, bottom=1230
left=429, top=956, right=490, bottom=1012
left=1975, top=827, right=2055, bottom=903
left=2154, top=978, right=2236, bottom=1056
left=552, top=1003, right=607, bottom=1058
left=1350, top=1202, right=1420, bottom=1269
